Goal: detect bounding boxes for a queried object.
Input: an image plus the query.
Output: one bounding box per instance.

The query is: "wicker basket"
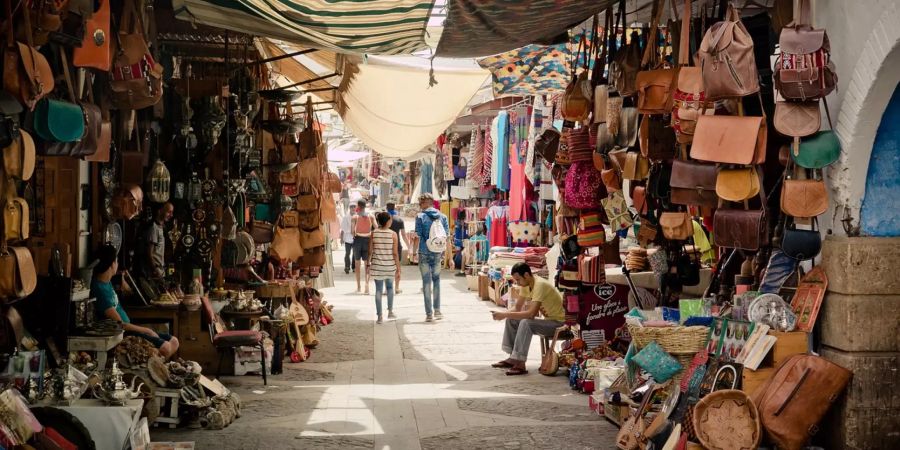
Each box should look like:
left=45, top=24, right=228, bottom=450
left=693, top=389, right=761, bottom=450
left=628, top=325, right=709, bottom=354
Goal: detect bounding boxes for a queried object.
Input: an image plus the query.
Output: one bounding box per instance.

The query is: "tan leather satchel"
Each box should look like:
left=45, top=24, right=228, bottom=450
left=4, top=130, right=36, bottom=181
left=752, top=355, right=851, bottom=450
left=0, top=244, right=37, bottom=302
left=691, top=115, right=767, bottom=165
left=716, top=166, right=761, bottom=202
left=774, top=101, right=820, bottom=138
left=4, top=4, right=55, bottom=111
left=4, top=198, right=29, bottom=241
left=299, top=226, right=326, bottom=250
left=699, top=3, right=760, bottom=100
left=622, top=152, right=650, bottom=181
left=611, top=31, right=643, bottom=97
left=781, top=179, right=828, bottom=218
left=660, top=212, right=693, bottom=241
left=297, top=157, right=322, bottom=189
left=635, top=0, right=676, bottom=114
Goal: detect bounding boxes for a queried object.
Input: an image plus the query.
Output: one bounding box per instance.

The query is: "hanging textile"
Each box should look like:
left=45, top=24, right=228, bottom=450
left=478, top=43, right=570, bottom=96
left=466, top=126, right=483, bottom=186
left=436, top=0, right=605, bottom=57
left=492, top=112, right=510, bottom=191
left=527, top=96, right=553, bottom=184
left=434, top=144, right=447, bottom=197
left=508, top=109, right=529, bottom=221
left=486, top=204, right=509, bottom=248
left=482, top=123, right=494, bottom=187
left=420, top=160, right=434, bottom=194
left=176, top=0, right=436, bottom=55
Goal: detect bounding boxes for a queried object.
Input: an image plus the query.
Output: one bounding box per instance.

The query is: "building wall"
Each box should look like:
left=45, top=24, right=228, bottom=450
left=860, top=86, right=900, bottom=236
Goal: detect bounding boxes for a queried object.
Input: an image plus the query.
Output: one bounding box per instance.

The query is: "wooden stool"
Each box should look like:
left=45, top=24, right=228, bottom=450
left=153, top=387, right=182, bottom=428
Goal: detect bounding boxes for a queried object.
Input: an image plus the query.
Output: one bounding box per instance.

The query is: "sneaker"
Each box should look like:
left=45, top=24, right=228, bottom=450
left=434, top=310, right=443, bottom=320
left=425, top=315, right=434, bottom=322
left=387, top=311, right=396, bottom=319
left=376, top=316, right=383, bottom=324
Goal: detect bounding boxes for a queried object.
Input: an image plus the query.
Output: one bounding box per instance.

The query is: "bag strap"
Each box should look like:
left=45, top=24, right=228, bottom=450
left=59, top=50, right=78, bottom=104
left=796, top=0, right=812, bottom=27
left=678, top=0, right=692, bottom=66
left=641, top=0, right=667, bottom=69
left=4, top=0, right=13, bottom=48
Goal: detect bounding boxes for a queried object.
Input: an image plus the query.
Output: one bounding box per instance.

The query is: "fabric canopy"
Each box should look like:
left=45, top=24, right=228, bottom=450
left=174, top=0, right=435, bottom=55
left=436, top=0, right=606, bottom=57
left=337, top=62, right=488, bottom=158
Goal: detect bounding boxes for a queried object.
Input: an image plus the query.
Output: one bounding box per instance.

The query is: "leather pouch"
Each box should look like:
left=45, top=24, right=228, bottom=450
left=4, top=198, right=29, bottom=241
left=774, top=101, right=820, bottom=137
left=636, top=68, right=677, bottom=114
left=623, top=152, right=650, bottom=180
left=671, top=159, right=718, bottom=207
left=637, top=220, right=658, bottom=248
left=271, top=226, right=302, bottom=261
left=0, top=245, right=37, bottom=302
left=298, top=246, right=326, bottom=267
left=660, top=212, right=693, bottom=241
left=691, top=115, right=767, bottom=165
left=4, top=130, right=36, bottom=181
left=794, top=130, right=840, bottom=169
left=299, top=226, right=326, bottom=250
left=781, top=179, right=828, bottom=218
left=73, top=0, right=111, bottom=70
left=296, top=192, right=319, bottom=212
left=716, top=167, right=761, bottom=202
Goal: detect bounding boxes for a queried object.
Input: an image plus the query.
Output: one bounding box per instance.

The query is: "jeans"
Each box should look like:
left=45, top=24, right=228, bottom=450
left=344, top=242, right=355, bottom=271
left=419, top=252, right=441, bottom=316
left=502, top=318, right=565, bottom=362
left=374, top=279, right=394, bottom=317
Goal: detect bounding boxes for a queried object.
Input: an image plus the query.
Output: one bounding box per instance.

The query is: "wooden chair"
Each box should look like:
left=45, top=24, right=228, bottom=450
left=200, top=296, right=267, bottom=385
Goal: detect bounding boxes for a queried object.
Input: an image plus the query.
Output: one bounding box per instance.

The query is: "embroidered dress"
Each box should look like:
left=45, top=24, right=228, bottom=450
left=482, top=123, right=494, bottom=187
left=369, top=229, right=397, bottom=280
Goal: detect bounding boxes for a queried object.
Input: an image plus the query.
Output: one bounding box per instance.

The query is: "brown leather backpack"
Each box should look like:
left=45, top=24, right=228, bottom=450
left=611, top=30, right=643, bottom=97
left=774, top=0, right=836, bottom=101
left=699, top=3, right=760, bottom=100
left=752, top=354, right=851, bottom=450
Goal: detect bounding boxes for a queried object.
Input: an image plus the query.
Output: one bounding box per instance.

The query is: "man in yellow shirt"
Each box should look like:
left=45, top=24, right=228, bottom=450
left=491, top=262, right=566, bottom=375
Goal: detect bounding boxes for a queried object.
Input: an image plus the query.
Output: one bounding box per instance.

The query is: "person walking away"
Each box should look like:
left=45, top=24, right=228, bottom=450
left=452, top=209, right=468, bottom=276
left=414, top=193, right=449, bottom=322
left=386, top=202, right=409, bottom=293
left=351, top=200, right=374, bottom=294
left=368, top=212, right=398, bottom=323
left=490, top=262, right=566, bottom=375
left=340, top=181, right=351, bottom=212
left=340, top=209, right=355, bottom=274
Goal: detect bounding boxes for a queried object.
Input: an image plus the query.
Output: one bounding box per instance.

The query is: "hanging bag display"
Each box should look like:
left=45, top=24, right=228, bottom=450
left=698, top=3, right=760, bottom=100
left=691, top=114, right=766, bottom=165
left=73, top=0, right=111, bottom=70
left=670, top=159, right=718, bottom=207
left=716, top=166, right=761, bottom=202
left=774, top=0, right=836, bottom=101
left=109, top=0, right=163, bottom=110
left=713, top=175, right=769, bottom=251
left=271, top=212, right=303, bottom=261
left=671, top=0, right=706, bottom=144
left=781, top=178, right=828, bottom=218
left=0, top=241, right=37, bottom=302
left=564, top=160, right=604, bottom=209
left=0, top=92, right=23, bottom=149
left=774, top=100, right=820, bottom=138
left=659, top=211, right=693, bottom=241
left=4, top=3, right=55, bottom=111
left=639, top=114, right=677, bottom=161
left=3, top=130, right=36, bottom=182
left=635, top=0, right=677, bottom=115
left=781, top=218, right=822, bottom=261
left=111, top=184, right=143, bottom=220
left=4, top=197, right=28, bottom=242
left=794, top=130, right=840, bottom=169
left=561, top=34, right=593, bottom=123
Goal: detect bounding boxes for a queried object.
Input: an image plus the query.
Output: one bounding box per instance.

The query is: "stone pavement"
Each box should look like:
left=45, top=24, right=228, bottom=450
left=153, top=255, right=618, bottom=449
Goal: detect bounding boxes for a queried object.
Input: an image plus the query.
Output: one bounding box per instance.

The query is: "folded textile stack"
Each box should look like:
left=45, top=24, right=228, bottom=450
left=489, top=246, right=550, bottom=270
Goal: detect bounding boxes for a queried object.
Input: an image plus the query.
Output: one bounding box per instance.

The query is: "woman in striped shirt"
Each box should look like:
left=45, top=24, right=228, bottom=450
left=367, top=212, right=399, bottom=323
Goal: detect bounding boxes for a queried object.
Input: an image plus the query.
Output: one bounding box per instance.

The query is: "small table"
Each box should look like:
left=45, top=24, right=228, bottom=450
left=68, top=331, right=124, bottom=370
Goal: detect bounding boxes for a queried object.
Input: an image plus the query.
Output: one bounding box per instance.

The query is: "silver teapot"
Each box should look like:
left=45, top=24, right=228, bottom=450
left=93, top=362, right=144, bottom=406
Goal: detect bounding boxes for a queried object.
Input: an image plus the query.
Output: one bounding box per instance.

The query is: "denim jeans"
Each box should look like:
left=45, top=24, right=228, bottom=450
left=344, top=242, right=355, bottom=271
left=502, top=318, right=565, bottom=362
left=419, top=252, right=441, bottom=316
left=374, top=279, right=394, bottom=317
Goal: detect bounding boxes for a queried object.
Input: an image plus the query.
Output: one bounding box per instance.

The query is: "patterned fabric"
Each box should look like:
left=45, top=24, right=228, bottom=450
left=436, top=0, right=604, bottom=57
left=467, top=126, right=484, bottom=185
left=508, top=220, right=541, bottom=247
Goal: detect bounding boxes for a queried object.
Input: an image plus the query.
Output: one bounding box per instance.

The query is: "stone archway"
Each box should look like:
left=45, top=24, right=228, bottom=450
left=830, top=1, right=900, bottom=234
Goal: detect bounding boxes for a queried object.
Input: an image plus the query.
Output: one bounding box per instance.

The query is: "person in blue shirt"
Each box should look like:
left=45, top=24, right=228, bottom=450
left=91, top=245, right=180, bottom=358
left=452, top=209, right=468, bottom=275
left=414, top=193, right=449, bottom=322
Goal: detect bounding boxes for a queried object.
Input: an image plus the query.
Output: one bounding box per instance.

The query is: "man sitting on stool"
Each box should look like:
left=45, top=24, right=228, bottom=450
left=490, top=262, right=565, bottom=376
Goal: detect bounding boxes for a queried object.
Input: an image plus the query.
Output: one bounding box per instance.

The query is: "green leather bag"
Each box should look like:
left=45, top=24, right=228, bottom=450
left=793, top=130, right=840, bottom=169
left=32, top=98, right=85, bottom=143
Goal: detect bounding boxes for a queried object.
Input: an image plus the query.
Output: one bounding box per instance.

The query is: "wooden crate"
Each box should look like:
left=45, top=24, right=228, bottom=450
left=478, top=275, right=490, bottom=300
left=742, top=331, right=809, bottom=395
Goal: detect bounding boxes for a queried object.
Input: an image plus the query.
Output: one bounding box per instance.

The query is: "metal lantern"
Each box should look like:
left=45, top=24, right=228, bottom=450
left=279, top=194, right=294, bottom=212
left=148, top=159, right=171, bottom=203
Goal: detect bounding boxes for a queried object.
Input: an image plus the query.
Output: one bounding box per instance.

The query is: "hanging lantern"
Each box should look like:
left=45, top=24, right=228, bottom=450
left=148, top=159, right=171, bottom=203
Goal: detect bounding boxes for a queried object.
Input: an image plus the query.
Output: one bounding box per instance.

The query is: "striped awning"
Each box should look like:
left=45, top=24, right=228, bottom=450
left=174, top=0, right=435, bottom=55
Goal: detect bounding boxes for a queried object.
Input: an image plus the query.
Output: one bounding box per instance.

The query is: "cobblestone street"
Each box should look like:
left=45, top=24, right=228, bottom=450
left=153, top=255, right=617, bottom=449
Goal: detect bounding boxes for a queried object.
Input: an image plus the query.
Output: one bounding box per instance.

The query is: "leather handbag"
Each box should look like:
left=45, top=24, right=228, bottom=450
left=3, top=130, right=36, bottom=181
left=295, top=191, right=319, bottom=212
left=4, top=4, right=55, bottom=111
left=561, top=71, right=593, bottom=122
left=781, top=178, right=828, bottom=218
left=714, top=207, right=768, bottom=251
left=111, top=184, right=143, bottom=220
left=751, top=355, right=851, bottom=450
left=51, top=0, right=92, bottom=47
left=298, top=246, right=326, bottom=267
left=16, top=0, right=63, bottom=46
left=781, top=220, right=822, bottom=260
left=636, top=68, right=677, bottom=114
left=774, top=101, right=820, bottom=138
left=671, top=159, right=718, bottom=207
left=671, top=0, right=705, bottom=144
left=297, top=157, right=322, bottom=189
left=660, top=212, right=693, bottom=241
left=85, top=119, right=112, bottom=162
left=716, top=166, right=761, bottom=202
left=639, top=114, right=677, bottom=160
left=601, top=166, right=622, bottom=192
left=0, top=244, right=37, bottom=302
left=637, top=220, right=657, bottom=250
left=774, top=0, right=837, bottom=101
left=0, top=92, right=23, bottom=149
left=698, top=3, right=760, bottom=100
left=299, top=226, right=326, bottom=250
left=622, top=152, right=650, bottom=180
left=251, top=221, right=274, bottom=244
left=631, top=186, right=649, bottom=216
left=691, top=115, right=767, bottom=165
left=4, top=197, right=29, bottom=241
left=611, top=31, right=643, bottom=97
left=616, top=107, right=640, bottom=149
left=794, top=130, right=840, bottom=169
left=33, top=52, right=86, bottom=147
left=272, top=213, right=303, bottom=261
left=534, top=128, right=560, bottom=163
left=109, top=0, right=163, bottom=110
left=73, top=0, right=111, bottom=70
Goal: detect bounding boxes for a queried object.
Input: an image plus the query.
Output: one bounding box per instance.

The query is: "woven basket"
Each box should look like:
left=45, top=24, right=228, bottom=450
left=692, top=389, right=761, bottom=450
left=628, top=325, right=709, bottom=354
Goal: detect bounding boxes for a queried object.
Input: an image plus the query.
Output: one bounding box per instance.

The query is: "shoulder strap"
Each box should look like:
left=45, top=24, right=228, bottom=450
left=641, top=0, right=668, bottom=68
left=678, top=0, right=692, bottom=66
left=59, top=51, right=78, bottom=104
left=11, top=246, right=36, bottom=297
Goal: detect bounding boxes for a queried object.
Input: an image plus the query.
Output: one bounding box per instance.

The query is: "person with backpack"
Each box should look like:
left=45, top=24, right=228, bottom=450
left=367, top=212, right=399, bottom=323
left=414, top=193, right=449, bottom=322
left=351, top=199, right=374, bottom=294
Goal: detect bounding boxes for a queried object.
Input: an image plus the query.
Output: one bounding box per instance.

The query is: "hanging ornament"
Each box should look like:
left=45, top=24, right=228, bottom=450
left=148, top=159, right=171, bottom=203
left=187, top=172, right=202, bottom=206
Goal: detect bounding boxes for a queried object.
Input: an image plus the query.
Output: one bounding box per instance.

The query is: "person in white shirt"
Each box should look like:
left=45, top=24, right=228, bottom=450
left=340, top=209, right=355, bottom=274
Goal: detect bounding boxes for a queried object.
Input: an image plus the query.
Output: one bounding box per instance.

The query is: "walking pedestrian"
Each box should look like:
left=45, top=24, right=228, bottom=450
left=368, top=212, right=398, bottom=323
left=414, top=193, right=449, bottom=322
left=386, top=202, right=409, bottom=293
left=351, top=200, right=374, bottom=294
left=340, top=209, right=355, bottom=274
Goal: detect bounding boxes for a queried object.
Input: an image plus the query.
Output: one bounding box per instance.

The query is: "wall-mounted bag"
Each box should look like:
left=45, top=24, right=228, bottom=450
left=639, top=114, right=677, bottom=160
left=774, top=0, right=836, bottom=101
left=4, top=5, right=56, bottom=111
left=671, top=159, right=718, bottom=207
left=561, top=71, right=593, bottom=122
left=793, top=130, right=840, bottom=169
left=714, top=208, right=768, bottom=252
left=716, top=167, right=761, bottom=202
left=774, top=101, right=819, bottom=138
left=781, top=179, right=828, bottom=218
left=3, top=130, right=36, bottom=182
left=781, top=220, right=822, bottom=260
left=534, top=128, right=560, bottom=163
left=0, top=92, right=23, bottom=149
left=4, top=198, right=28, bottom=241
left=564, top=161, right=604, bottom=209
left=297, top=157, right=322, bottom=188
left=660, top=212, right=693, bottom=241
left=111, top=184, right=143, bottom=220
left=0, top=244, right=37, bottom=301
left=73, top=0, right=111, bottom=70
left=691, top=115, right=766, bottom=165
left=622, top=151, right=650, bottom=180
left=109, top=0, right=163, bottom=110
left=698, top=3, right=760, bottom=100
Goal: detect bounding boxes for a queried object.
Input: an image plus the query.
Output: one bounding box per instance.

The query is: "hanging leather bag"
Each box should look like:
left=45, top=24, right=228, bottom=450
left=794, top=130, right=840, bottom=169
left=51, top=0, right=92, bottom=47
left=660, top=211, right=693, bottom=241
left=774, top=101, right=820, bottom=138
left=639, top=114, right=677, bottom=160
left=781, top=219, right=822, bottom=260
left=622, top=151, right=650, bottom=180
left=716, top=166, right=761, bottom=202
left=111, top=184, right=143, bottom=220
left=299, top=226, right=326, bottom=250
left=612, top=30, right=643, bottom=97
left=751, top=355, right=851, bottom=450
left=109, top=0, right=163, bottom=110
left=15, top=0, right=62, bottom=46
left=781, top=178, right=828, bottom=218
left=33, top=52, right=86, bottom=151
left=713, top=172, right=769, bottom=252
left=4, top=196, right=28, bottom=241
left=73, top=0, right=111, bottom=70
left=4, top=3, right=55, bottom=111
left=635, top=0, right=677, bottom=114
left=561, top=33, right=593, bottom=122
left=691, top=114, right=767, bottom=164
left=774, top=0, right=836, bottom=101
left=0, top=242, right=37, bottom=302
left=534, top=128, right=560, bottom=163
left=3, top=130, right=36, bottom=182
left=671, top=159, right=718, bottom=207
left=698, top=3, right=760, bottom=100
left=250, top=221, right=275, bottom=244
left=671, top=0, right=706, bottom=144
left=271, top=212, right=303, bottom=262
left=0, top=92, right=23, bottom=149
